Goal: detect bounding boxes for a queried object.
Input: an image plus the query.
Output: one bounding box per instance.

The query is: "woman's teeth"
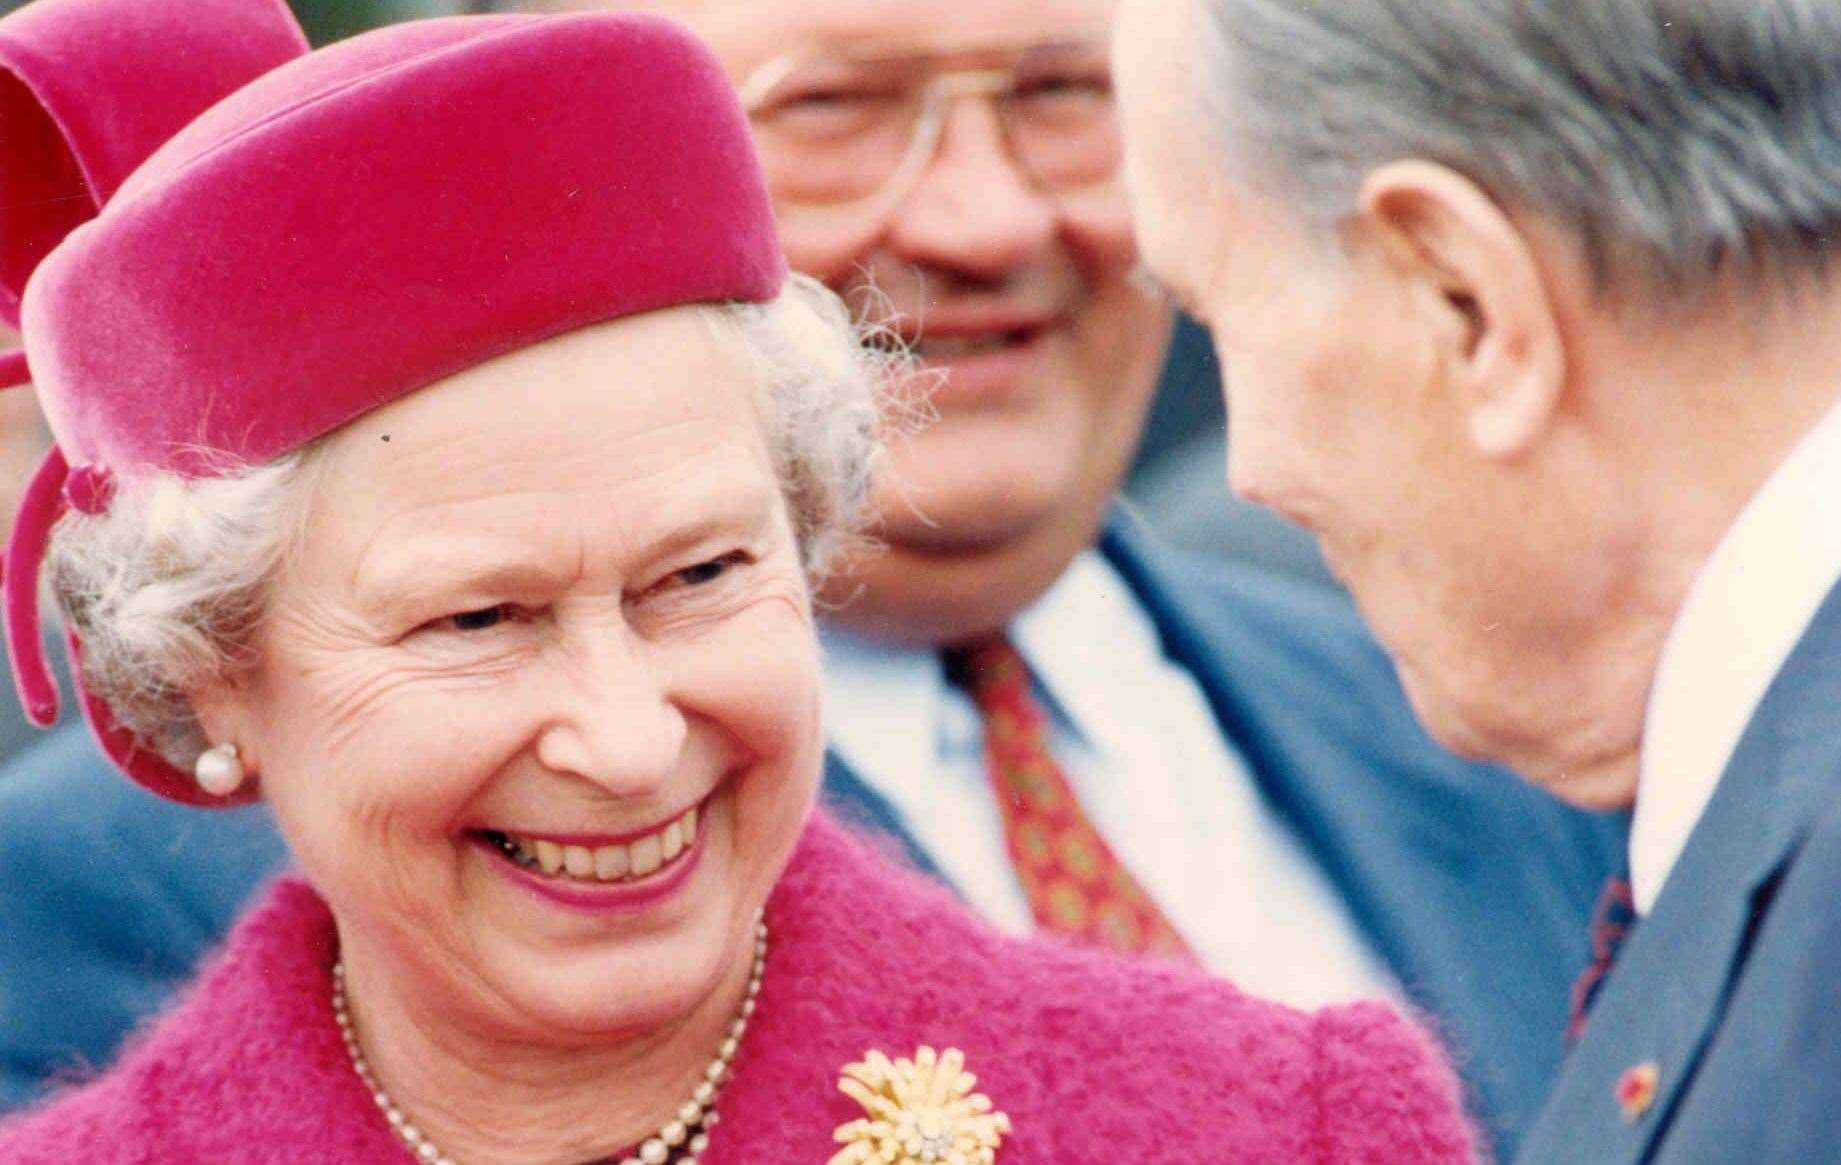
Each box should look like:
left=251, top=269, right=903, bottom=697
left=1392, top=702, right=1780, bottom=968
left=488, top=805, right=699, bottom=884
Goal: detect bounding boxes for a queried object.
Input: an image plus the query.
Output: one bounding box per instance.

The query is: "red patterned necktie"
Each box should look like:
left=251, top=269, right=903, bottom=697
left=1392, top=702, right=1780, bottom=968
left=944, top=635, right=1197, bottom=962
left=1567, top=875, right=1637, bottom=1041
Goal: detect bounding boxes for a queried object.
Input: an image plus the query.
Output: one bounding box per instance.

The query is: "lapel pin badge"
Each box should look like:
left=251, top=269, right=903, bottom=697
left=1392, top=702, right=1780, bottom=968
left=1615, top=1061, right=1660, bottom=1122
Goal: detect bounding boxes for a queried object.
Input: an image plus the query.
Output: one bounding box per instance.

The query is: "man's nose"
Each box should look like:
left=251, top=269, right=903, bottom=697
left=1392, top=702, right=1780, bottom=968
left=882, top=98, right=1058, bottom=279
left=533, top=630, right=686, bottom=798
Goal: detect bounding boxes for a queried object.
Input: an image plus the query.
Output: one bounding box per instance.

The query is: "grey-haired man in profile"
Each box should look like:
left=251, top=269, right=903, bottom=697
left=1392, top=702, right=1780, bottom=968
left=1115, top=1, right=1841, bottom=1160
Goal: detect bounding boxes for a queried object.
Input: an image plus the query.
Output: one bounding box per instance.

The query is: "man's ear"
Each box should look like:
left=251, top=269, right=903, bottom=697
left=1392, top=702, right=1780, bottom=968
left=1358, top=160, right=1566, bottom=458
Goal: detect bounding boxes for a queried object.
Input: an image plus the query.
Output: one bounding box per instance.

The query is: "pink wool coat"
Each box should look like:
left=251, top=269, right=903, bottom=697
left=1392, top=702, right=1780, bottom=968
left=0, top=814, right=1477, bottom=1163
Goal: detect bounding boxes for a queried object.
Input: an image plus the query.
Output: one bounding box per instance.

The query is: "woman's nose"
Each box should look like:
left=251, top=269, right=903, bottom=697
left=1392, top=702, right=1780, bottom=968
left=532, top=633, right=686, bottom=798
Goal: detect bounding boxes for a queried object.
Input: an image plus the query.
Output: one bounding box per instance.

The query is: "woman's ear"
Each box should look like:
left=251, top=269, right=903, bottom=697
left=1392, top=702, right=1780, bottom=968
left=189, top=675, right=260, bottom=782
left=1358, top=160, right=1567, bottom=459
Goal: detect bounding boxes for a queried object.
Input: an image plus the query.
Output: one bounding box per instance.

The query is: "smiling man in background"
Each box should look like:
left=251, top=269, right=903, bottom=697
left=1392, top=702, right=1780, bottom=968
left=1114, top=0, right=1841, bottom=1160
left=0, top=0, right=1619, bottom=1153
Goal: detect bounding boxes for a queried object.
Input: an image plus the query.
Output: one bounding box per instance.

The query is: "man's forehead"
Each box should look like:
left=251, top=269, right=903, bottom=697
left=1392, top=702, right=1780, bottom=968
left=637, top=0, right=1117, bottom=69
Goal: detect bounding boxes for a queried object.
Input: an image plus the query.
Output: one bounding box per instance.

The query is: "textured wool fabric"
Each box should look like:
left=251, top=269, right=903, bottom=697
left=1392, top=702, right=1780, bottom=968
left=0, top=0, right=785, bottom=804
left=0, top=813, right=1478, bottom=1162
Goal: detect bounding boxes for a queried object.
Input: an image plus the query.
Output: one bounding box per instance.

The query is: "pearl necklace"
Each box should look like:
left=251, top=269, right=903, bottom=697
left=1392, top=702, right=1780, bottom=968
left=332, top=915, right=768, bottom=1165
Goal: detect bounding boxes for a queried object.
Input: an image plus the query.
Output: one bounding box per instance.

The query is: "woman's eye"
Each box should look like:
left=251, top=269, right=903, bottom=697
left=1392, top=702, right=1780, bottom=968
left=672, top=551, right=751, bottom=589
left=447, top=606, right=508, bottom=632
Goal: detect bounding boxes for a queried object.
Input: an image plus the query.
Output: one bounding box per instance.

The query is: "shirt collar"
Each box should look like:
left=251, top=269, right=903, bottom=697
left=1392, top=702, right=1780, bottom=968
left=1012, top=551, right=1169, bottom=759
left=1631, top=396, right=1841, bottom=913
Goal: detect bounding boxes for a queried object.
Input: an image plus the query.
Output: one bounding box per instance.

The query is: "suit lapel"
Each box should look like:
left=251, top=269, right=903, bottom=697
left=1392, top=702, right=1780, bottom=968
left=1516, top=580, right=1841, bottom=1163
left=1096, top=509, right=1423, bottom=976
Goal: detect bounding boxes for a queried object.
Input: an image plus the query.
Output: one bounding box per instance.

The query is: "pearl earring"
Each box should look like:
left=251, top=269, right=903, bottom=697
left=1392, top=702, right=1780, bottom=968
left=193, top=742, right=246, bottom=796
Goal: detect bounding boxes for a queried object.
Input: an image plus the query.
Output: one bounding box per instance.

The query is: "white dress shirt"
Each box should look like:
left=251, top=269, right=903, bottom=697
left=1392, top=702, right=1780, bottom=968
left=1632, top=397, right=1841, bottom=915
left=820, top=551, right=1396, bottom=1008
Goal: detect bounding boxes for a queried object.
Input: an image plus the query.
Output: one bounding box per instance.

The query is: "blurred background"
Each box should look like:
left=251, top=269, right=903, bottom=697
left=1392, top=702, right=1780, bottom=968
left=0, top=0, right=1330, bottom=759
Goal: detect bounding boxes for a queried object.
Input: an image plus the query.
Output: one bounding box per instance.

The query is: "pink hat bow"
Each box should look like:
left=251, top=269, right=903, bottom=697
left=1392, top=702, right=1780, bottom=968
left=0, top=0, right=308, bottom=771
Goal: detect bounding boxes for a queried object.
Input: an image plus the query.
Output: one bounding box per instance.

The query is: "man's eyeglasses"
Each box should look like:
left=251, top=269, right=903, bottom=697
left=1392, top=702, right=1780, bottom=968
left=740, top=35, right=1122, bottom=213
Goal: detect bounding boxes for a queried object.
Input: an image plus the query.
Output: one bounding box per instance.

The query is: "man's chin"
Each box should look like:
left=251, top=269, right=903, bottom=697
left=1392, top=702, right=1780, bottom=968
left=1396, top=659, right=1641, bottom=809
left=1393, top=658, right=1504, bottom=765
left=821, top=486, right=1110, bottom=644
left=872, top=511, right=1043, bottom=558
left=866, top=481, right=1066, bottom=558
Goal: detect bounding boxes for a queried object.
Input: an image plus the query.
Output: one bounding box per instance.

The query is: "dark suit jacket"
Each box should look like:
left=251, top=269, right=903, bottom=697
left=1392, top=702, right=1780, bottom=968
left=1516, top=578, right=1841, bottom=1163
left=0, top=514, right=1624, bottom=1158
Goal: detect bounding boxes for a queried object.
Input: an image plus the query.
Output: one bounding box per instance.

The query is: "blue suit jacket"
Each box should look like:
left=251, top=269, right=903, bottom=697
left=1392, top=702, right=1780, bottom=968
left=1515, top=578, right=1841, bottom=1163
left=0, top=515, right=1624, bottom=1158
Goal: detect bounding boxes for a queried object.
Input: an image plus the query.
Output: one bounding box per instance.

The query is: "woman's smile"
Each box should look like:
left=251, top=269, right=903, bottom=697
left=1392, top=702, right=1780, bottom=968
left=484, top=802, right=702, bottom=884
left=468, top=790, right=723, bottom=915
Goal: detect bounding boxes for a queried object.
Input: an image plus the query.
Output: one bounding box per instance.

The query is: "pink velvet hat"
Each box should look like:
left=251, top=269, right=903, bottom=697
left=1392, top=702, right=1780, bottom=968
left=0, top=0, right=786, bottom=804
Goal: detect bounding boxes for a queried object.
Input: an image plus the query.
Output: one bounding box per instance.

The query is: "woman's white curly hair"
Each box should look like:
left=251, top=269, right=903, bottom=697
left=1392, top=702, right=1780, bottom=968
left=48, top=274, right=898, bottom=770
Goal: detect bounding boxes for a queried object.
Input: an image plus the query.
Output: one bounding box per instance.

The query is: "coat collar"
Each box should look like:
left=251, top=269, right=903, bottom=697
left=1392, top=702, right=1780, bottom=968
left=1631, top=397, right=1841, bottom=912
left=1516, top=577, right=1841, bottom=1163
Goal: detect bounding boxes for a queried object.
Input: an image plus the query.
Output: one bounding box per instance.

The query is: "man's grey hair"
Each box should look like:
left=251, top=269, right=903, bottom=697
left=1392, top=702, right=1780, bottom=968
left=1195, top=0, right=1841, bottom=290
left=47, top=275, right=892, bottom=770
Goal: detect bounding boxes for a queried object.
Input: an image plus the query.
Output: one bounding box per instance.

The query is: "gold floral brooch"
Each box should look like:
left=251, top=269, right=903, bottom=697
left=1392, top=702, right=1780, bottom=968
left=829, top=1046, right=1012, bottom=1164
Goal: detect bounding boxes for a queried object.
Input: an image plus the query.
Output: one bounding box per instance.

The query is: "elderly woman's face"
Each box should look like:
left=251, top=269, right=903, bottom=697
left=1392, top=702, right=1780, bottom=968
left=201, top=306, right=823, bottom=1037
